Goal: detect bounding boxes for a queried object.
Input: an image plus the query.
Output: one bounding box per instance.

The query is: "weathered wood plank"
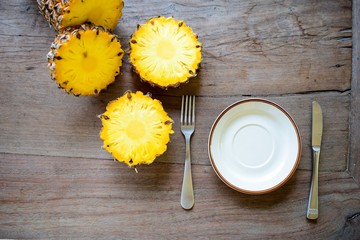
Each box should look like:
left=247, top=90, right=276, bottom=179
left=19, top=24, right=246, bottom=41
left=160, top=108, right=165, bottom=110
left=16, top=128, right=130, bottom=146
left=0, top=0, right=352, bottom=171
left=0, top=92, right=350, bottom=172
left=121, top=0, right=352, bottom=96
left=349, top=0, right=360, bottom=184
left=0, top=0, right=358, bottom=238
left=0, top=153, right=359, bottom=239
left=0, top=0, right=352, bottom=96
left=0, top=1, right=352, bottom=172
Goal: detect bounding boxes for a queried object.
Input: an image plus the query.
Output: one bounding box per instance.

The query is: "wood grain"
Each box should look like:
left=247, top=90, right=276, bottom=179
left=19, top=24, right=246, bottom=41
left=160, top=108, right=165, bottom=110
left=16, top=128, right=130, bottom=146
left=0, top=0, right=359, bottom=239
left=0, top=0, right=352, bottom=97
left=0, top=92, right=351, bottom=171
left=349, top=0, right=360, bottom=184
left=118, top=0, right=352, bottom=96
left=0, top=153, right=359, bottom=239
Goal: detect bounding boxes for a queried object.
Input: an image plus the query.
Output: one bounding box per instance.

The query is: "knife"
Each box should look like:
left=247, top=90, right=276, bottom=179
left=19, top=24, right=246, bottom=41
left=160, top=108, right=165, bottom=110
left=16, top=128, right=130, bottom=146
left=307, top=101, right=323, bottom=220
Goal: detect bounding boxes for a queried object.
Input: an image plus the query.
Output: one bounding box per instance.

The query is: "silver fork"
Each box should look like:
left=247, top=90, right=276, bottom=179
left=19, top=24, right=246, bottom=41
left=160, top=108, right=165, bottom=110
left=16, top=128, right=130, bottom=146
left=180, top=95, right=195, bottom=210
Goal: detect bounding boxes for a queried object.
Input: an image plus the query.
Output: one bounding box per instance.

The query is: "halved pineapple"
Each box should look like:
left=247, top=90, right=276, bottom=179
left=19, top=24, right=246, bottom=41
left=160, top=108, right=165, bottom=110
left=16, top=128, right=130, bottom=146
left=47, top=24, right=123, bottom=96
left=100, top=91, right=174, bottom=167
left=37, top=0, right=124, bottom=32
left=129, top=16, right=202, bottom=88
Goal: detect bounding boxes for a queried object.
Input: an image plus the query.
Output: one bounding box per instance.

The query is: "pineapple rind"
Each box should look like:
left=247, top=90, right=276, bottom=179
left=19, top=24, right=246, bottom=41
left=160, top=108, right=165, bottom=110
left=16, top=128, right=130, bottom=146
left=100, top=91, right=174, bottom=167
left=130, top=16, right=202, bottom=88
left=47, top=24, right=124, bottom=96
left=37, top=0, right=124, bottom=32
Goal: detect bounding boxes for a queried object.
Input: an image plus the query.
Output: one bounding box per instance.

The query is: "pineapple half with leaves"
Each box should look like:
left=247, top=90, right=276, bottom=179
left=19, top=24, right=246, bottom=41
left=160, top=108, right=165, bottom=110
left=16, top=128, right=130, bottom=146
left=100, top=91, right=174, bottom=167
left=37, top=0, right=124, bottom=32
left=130, top=16, right=202, bottom=88
left=47, top=24, right=124, bottom=96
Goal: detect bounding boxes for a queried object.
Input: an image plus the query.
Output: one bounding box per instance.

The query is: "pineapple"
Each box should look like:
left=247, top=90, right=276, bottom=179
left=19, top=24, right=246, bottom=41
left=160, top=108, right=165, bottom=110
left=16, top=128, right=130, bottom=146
left=47, top=24, right=124, bottom=96
left=129, top=16, right=202, bottom=88
left=37, top=0, right=124, bottom=32
left=100, top=91, right=174, bottom=167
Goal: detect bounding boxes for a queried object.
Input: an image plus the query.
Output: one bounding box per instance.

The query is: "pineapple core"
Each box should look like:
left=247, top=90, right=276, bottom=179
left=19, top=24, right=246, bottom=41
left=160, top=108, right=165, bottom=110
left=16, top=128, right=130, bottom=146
left=126, top=120, right=145, bottom=140
left=81, top=53, right=98, bottom=72
left=157, top=40, right=177, bottom=59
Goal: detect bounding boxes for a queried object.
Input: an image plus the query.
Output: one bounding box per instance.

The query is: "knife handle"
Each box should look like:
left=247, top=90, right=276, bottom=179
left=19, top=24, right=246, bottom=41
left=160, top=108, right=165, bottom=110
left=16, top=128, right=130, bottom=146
left=307, top=147, right=320, bottom=220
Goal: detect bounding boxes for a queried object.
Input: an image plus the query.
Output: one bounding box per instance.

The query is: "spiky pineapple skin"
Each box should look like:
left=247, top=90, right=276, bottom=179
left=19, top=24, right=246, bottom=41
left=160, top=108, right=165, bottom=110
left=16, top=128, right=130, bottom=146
left=37, top=0, right=124, bottom=32
left=47, top=24, right=124, bottom=96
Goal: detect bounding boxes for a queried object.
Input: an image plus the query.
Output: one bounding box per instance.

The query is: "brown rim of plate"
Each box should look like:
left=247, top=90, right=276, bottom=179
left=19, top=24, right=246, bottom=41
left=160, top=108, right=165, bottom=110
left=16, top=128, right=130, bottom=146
left=207, top=98, right=302, bottom=195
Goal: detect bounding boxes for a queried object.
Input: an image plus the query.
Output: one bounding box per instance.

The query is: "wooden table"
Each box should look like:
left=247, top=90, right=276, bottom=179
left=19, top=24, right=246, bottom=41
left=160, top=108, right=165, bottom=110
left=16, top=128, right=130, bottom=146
left=1, top=0, right=359, bottom=238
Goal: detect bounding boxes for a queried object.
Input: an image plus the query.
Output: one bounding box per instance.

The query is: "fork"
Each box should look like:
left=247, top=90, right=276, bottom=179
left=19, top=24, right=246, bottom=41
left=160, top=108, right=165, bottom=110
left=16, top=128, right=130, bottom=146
left=180, top=95, right=195, bottom=210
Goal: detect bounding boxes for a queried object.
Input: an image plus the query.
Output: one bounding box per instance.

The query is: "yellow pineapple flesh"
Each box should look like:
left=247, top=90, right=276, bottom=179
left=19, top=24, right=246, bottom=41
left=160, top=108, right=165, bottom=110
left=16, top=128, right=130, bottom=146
left=47, top=24, right=124, bottom=96
left=37, top=0, right=124, bottom=32
left=100, top=91, right=174, bottom=167
left=130, top=16, right=202, bottom=88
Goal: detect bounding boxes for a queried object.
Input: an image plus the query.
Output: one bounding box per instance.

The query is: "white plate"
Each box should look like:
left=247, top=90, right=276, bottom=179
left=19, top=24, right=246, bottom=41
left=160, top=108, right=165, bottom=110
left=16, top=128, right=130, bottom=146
left=208, top=98, right=301, bottom=194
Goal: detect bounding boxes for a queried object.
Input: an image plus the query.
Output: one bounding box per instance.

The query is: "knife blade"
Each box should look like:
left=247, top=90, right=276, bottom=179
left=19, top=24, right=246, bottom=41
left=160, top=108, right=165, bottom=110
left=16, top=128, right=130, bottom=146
left=307, top=101, right=323, bottom=220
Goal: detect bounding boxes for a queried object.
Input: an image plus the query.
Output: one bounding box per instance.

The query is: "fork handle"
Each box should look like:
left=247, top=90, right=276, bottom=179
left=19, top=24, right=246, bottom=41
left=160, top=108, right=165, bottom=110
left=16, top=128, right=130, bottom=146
left=307, top=148, right=320, bottom=220
left=181, top=137, right=194, bottom=210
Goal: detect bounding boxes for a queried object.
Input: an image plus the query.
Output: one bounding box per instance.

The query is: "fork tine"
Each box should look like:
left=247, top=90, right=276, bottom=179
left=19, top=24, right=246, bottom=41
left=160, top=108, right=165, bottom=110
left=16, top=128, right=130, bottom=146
left=188, top=96, right=193, bottom=125
left=191, top=96, right=195, bottom=125
left=180, top=96, right=184, bottom=124
left=181, top=95, right=196, bottom=126
left=184, top=95, right=189, bottom=125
